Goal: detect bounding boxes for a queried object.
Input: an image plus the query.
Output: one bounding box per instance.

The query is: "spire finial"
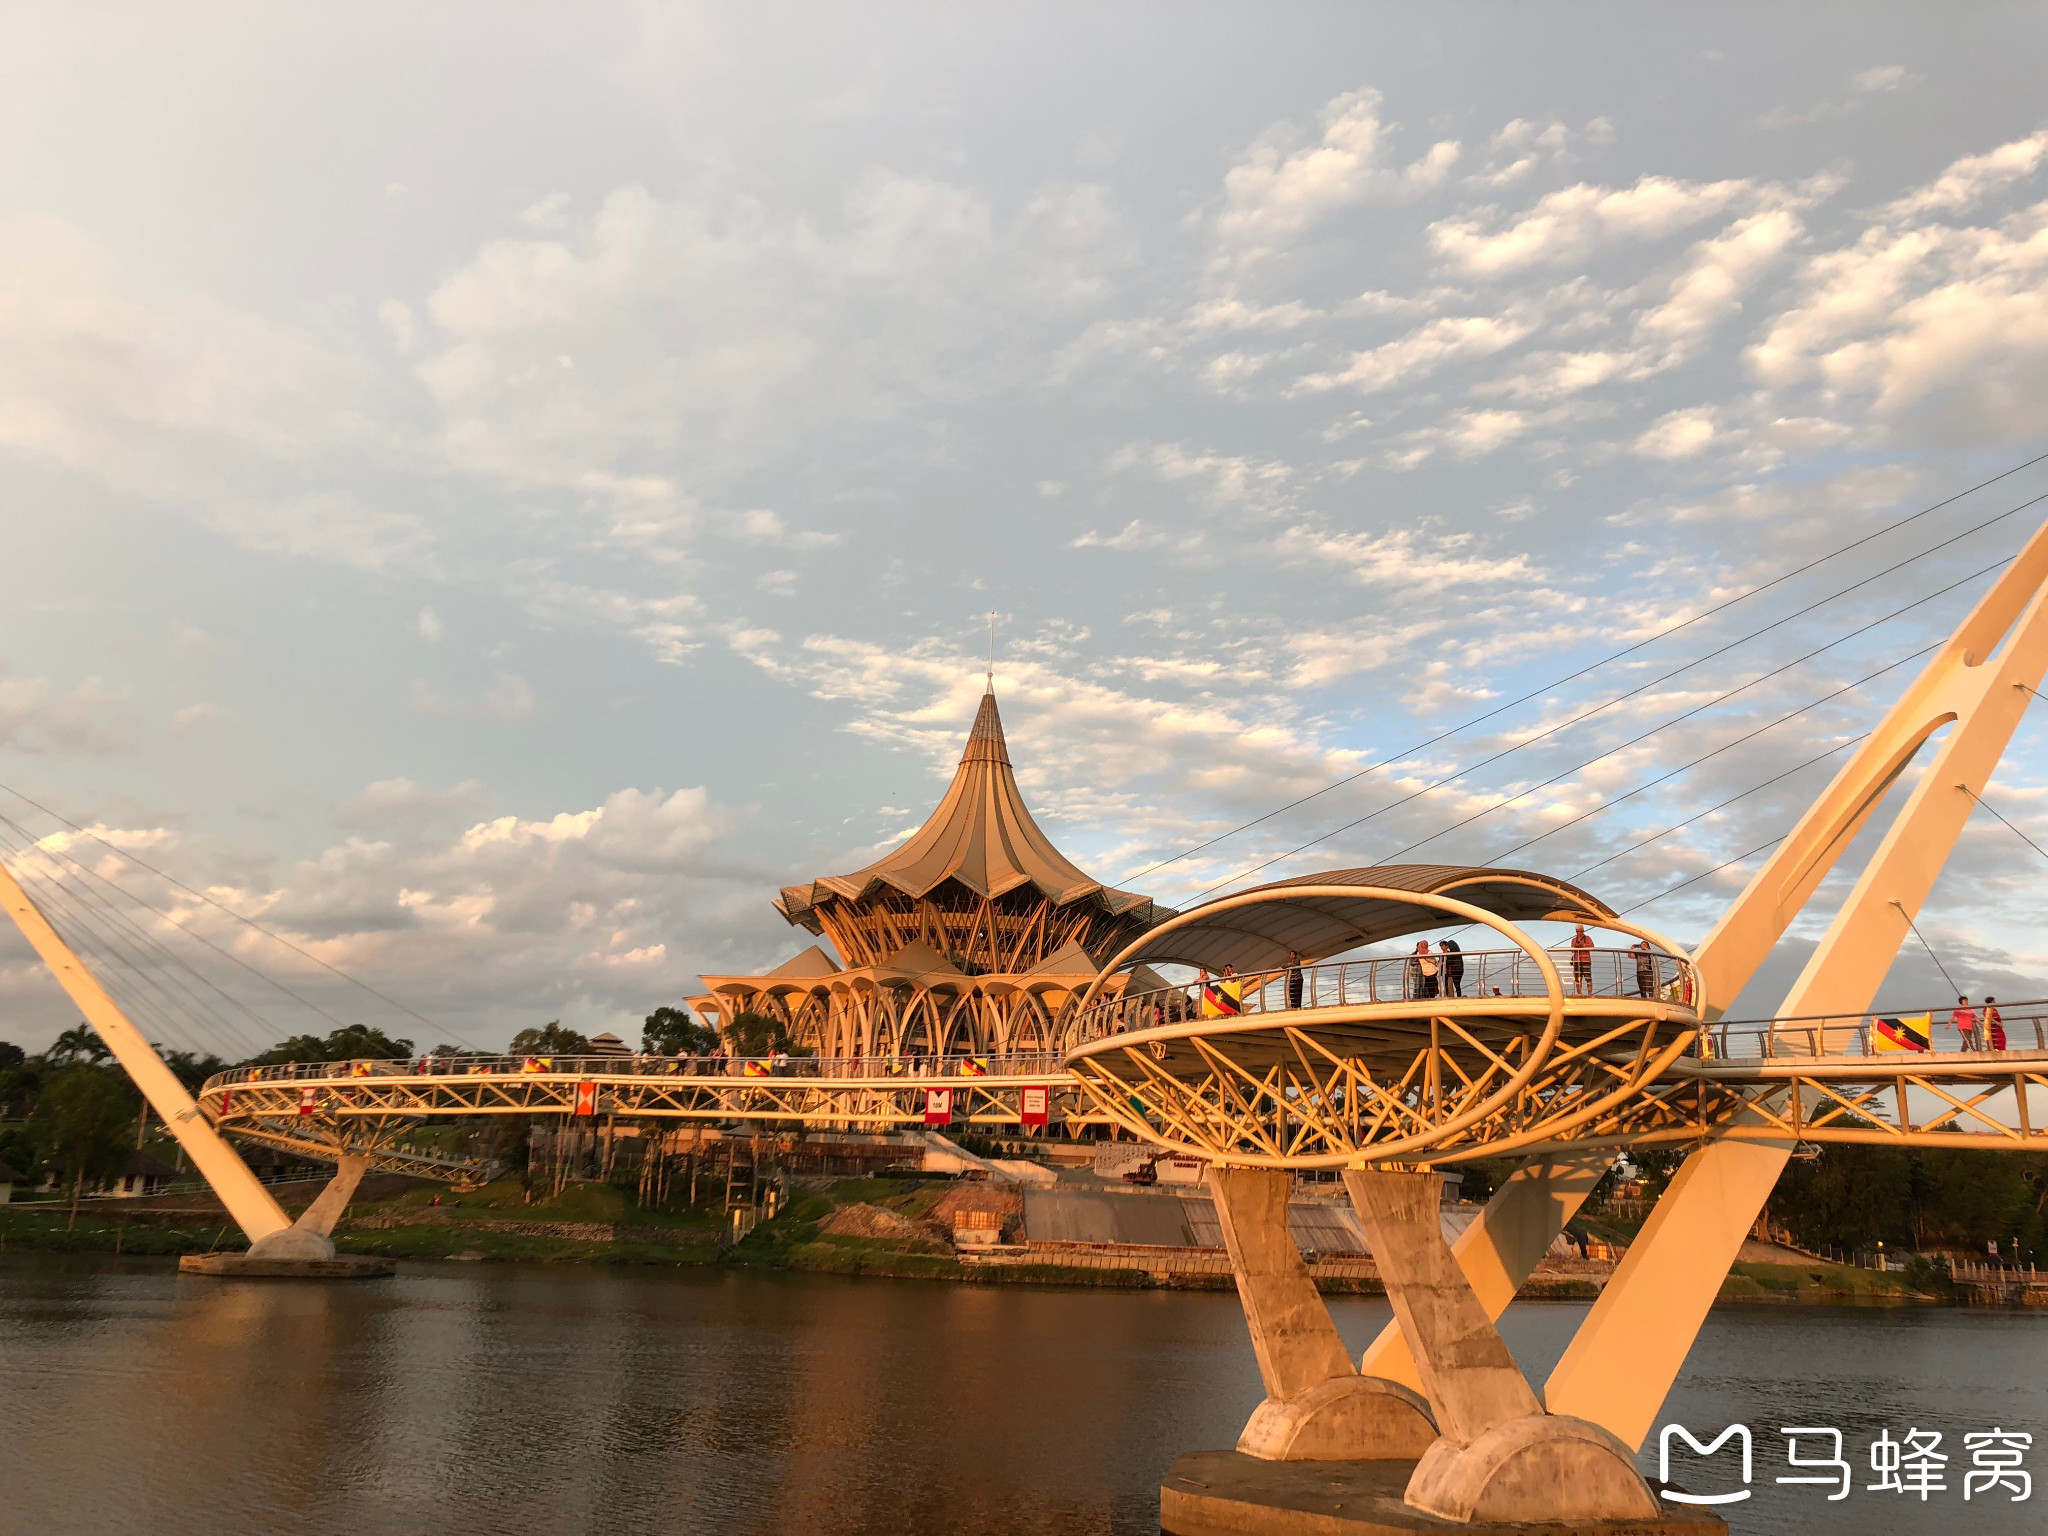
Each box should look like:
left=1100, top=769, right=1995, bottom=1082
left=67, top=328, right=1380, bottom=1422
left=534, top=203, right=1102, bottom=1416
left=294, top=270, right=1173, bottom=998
left=987, top=611, right=995, bottom=694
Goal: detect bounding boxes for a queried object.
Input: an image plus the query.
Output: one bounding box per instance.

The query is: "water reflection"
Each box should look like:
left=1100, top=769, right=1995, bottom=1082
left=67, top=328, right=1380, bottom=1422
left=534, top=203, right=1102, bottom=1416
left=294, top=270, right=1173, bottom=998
left=1, top=1256, right=2043, bottom=1536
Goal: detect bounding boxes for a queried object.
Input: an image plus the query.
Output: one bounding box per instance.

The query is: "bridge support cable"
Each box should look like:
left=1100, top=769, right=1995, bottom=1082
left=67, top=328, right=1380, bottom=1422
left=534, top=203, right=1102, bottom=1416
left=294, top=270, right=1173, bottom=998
left=0, top=819, right=281, bottom=1061
left=1190, top=493, right=2048, bottom=899
left=0, top=807, right=358, bottom=1045
left=0, top=848, right=293, bottom=1245
left=1544, top=506, right=2048, bottom=1453
left=1126, top=451, right=2048, bottom=884
left=1371, top=566, right=1999, bottom=872
left=1890, top=898, right=1963, bottom=999
left=0, top=826, right=262, bottom=1061
left=0, top=781, right=468, bottom=1050
left=1957, top=779, right=2048, bottom=866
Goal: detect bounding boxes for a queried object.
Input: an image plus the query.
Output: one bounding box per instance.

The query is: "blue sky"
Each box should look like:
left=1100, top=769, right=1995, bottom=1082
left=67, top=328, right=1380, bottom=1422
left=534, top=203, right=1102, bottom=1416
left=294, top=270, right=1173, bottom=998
left=4, top=5, right=2048, bottom=1052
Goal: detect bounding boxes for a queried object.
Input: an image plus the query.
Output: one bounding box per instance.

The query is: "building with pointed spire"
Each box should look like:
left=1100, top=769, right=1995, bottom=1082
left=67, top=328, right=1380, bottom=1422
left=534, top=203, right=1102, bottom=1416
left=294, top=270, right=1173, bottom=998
left=690, top=689, right=1171, bottom=1058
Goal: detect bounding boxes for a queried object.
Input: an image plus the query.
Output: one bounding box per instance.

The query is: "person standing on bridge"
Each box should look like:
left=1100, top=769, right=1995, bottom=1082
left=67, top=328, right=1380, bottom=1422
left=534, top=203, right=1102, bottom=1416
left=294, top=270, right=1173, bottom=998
left=1409, top=941, right=1439, bottom=1000
left=1952, top=996, right=1981, bottom=1051
left=1568, top=924, right=1595, bottom=996
left=1631, top=938, right=1658, bottom=999
left=1286, top=950, right=1304, bottom=1009
left=1440, top=937, right=1464, bottom=998
left=1984, top=997, right=2007, bottom=1050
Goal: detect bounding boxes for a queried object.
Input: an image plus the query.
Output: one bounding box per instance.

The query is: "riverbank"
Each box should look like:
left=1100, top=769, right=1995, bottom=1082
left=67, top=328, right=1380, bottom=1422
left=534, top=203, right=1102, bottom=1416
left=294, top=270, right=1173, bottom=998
left=0, top=1177, right=1979, bottom=1304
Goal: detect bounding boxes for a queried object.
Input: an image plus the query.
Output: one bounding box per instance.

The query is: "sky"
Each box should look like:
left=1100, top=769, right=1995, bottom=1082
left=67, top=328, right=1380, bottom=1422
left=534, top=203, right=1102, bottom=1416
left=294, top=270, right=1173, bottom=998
left=4, top=4, right=2048, bottom=1054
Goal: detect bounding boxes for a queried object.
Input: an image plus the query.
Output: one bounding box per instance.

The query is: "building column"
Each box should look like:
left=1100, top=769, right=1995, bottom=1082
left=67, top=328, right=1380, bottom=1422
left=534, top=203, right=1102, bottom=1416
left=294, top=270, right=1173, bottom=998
left=1342, top=1167, right=1656, bottom=1524
left=1207, top=1165, right=1436, bottom=1461
left=247, top=1154, right=368, bottom=1262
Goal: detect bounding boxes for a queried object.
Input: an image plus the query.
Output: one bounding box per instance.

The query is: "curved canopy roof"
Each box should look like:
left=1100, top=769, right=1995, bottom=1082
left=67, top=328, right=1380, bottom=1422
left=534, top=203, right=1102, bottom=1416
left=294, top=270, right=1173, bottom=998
left=1110, top=865, right=1618, bottom=973
left=777, top=691, right=1166, bottom=925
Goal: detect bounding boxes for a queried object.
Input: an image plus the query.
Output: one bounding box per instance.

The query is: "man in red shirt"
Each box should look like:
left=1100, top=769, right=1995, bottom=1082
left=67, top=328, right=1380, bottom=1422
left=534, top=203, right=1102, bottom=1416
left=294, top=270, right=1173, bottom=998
left=1951, top=996, right=1980, bottom=1051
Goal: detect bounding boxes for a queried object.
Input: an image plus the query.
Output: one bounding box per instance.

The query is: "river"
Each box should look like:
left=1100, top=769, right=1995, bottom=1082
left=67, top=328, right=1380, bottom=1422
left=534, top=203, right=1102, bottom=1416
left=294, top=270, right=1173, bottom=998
left=1, top=1255, right=2041, bottom=1536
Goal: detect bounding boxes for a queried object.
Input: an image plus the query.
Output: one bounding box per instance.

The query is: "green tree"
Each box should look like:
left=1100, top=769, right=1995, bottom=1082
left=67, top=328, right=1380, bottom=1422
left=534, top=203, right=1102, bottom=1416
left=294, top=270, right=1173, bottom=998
left=1770, top=1145, right=1915, bottom=1251
left=159, top=1049, right=228, bottom=1093
left=508, top=1021, right=591, bottom=1055
left=0, top=1042, right=38, bottom=1121
left=43, top=1024, right=109, bottom=1066
left=244, top=1024, right=415, bottom=1066
left=722, top=1010, right=785, bottom=1058
left=642, top=1005, right=718, bottom=1056
left=1913, top=1148, right=2043, bottom=1253
left=719, top=1010, right=816, bottom=1060
left=30, top=1066, right=137, bottom=1229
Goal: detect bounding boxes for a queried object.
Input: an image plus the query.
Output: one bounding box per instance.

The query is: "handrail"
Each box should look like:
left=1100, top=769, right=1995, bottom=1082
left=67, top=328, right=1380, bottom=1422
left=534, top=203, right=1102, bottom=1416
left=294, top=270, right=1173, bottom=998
left=203, top=1050, right=1070, bottom=1093
left=1698, top=1005, right=2048, bottom=1061
left=1073, top=946, right=1696, bottom=1043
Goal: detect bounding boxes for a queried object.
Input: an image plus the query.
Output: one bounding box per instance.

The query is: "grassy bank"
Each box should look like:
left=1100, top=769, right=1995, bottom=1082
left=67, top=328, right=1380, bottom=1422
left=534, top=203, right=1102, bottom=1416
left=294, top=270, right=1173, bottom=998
left=1718, top=1260, right=1944, bottom=1303
left=0, top=1185, right=1960, bottom=1304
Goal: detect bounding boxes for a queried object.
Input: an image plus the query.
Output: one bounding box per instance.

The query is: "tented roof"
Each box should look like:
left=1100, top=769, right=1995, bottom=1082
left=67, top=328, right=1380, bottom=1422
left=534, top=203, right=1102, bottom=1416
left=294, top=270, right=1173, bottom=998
left=777, top=690, right=1166, bottom=924
left=1110, top=865, right=1617, bottom=974
left=765, top=944, right=842, bottom=978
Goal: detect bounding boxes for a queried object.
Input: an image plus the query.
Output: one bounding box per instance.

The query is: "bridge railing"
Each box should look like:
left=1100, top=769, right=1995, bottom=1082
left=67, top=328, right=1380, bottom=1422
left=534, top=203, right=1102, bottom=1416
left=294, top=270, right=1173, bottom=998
left=1703, top=1003, right=2048, bottom=1060
left=203, top=1051, right=1068, bottom=1093
left=1073, top=946, right=1697, bottom=1043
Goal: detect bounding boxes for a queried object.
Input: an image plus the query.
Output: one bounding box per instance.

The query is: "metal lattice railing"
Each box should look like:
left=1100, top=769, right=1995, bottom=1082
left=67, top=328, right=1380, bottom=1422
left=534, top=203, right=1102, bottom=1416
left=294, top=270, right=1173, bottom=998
left=205, top=1050, right=1070, bottom=1094
left=1074, top=946, right=1696, bottom=1042
left=1702, top=1004, right=2048, bottom=1060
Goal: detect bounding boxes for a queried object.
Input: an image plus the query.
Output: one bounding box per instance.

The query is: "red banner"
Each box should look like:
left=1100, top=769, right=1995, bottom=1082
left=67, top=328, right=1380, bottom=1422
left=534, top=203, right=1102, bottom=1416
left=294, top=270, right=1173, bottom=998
left=1019, top=1085, right=1049, bottom=1129
left=574, top=1081, right=597, bottom=1117
left=924, top=1087, right=953, bottom=1126
left=297, top=1086, right=317, bottom=1117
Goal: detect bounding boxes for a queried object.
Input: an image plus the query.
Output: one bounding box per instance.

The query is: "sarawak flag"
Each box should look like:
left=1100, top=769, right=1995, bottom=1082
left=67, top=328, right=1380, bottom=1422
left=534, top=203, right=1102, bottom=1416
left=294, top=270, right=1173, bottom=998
left=297, top=1086, right=318, bottom=1117
left=573, top=1080, right=598, bottom=1117
left=1200, top=980, right=1242, bottom=1018
left=1873, top=1013, right=1932, bottom=1052
left=742, top=1059, right=770, bottom=1077
left=924, top=1087, right=953, bottom=1126
left=1020, top=1085, right=1049, bottom=1129
left=961, top=1056, right=989, bottom=1076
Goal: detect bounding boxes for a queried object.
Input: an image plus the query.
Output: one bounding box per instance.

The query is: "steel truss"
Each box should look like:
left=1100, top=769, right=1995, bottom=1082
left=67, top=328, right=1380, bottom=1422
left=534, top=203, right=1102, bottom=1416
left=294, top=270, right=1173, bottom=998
left=199, top=1065, right=1106, bottom=1170
left=1061, top=1001, right=2048, bottom=1166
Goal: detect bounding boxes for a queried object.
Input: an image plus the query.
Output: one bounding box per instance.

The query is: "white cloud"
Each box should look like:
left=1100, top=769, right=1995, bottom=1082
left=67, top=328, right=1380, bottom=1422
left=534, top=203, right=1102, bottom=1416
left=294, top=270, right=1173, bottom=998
left=486, top=672, right=536, bottom=719
left=416, top=606, right=446, bottom=641
left=1634, top=208, right=1803, bottom=351
left=0, top=667, right=137, bottom=755
left=1634, top=408, right=1721, bottom=460
left=1882, top=131, right=2048, bottom=220
left=1465, top=118, right=1570, bottom=189
left=1298, top=312, right=1535, bottom=394
left=1749, top=136, right=2048, bottom=438
left=1431, top=177, right=1751, bottom=274
left=169, top=702, right=229, bottom=735
left=413, top=176, right=1125, bottom=492
left=0, top=213, right=398, bottom=565
left=1850, top=65, right=1914, bottom=94
left=519, top=192, right=573, bottom=231
left=1276, top=524, right=1540, bottom=589
left=1403, top=140, right=1463, bottom=189
left=719, top=508, right=842, bottom=549
left=1217, top=88, right=1388, bottom=250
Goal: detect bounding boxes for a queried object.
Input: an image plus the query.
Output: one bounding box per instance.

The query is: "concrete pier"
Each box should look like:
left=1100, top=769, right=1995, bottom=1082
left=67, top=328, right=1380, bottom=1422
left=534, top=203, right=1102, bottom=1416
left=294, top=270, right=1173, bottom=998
left=178, top=1253, right=394, bottom=1278
left=1160, top=1452, right=1725, bottom=1536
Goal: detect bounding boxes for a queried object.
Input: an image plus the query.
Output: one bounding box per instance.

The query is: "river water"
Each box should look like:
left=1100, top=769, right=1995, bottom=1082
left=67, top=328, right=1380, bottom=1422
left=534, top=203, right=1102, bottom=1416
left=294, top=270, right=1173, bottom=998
left=1, top=1255, right=2041, bottom=1536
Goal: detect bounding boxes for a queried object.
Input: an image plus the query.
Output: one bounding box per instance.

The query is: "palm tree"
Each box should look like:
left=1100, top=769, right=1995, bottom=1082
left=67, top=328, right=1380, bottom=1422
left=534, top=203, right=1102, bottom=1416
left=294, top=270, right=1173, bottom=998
left=44, top=1024, right=109, bottom=1066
